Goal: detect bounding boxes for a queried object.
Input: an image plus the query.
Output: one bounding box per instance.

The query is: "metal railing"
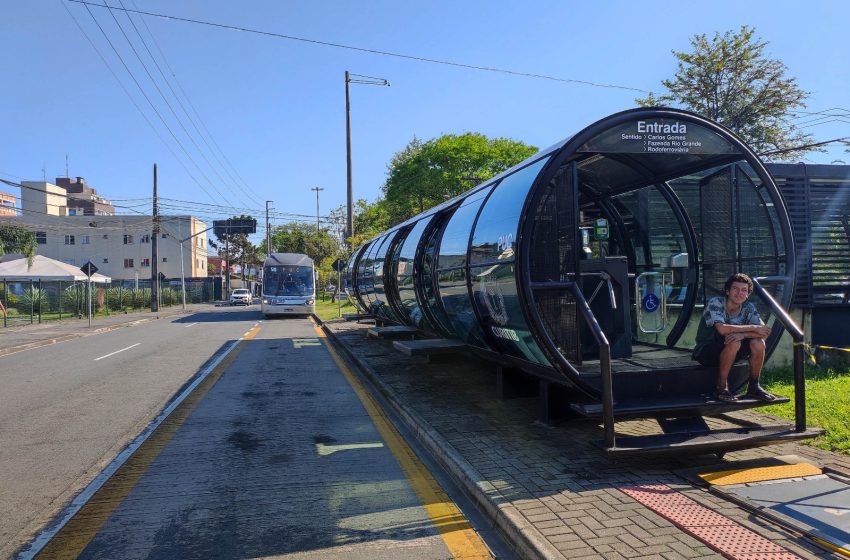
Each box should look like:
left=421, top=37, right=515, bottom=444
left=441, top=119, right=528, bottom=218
left=567, top=282, right=615, bottom=448
left=752, top=277, right=807, bottom=431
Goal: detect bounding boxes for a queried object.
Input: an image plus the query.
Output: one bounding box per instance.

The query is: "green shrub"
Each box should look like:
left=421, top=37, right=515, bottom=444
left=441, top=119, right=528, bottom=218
left=17, top=287, right=47, bottom=313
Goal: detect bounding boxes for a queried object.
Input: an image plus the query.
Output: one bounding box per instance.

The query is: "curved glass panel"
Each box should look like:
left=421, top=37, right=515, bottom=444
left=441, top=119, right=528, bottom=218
left=396, top=219, right=430, bottom=327
left=358, top=235, right=384, bottom=306
left=436, top=190, right=492, bottom=346
left=365, top=234, right=392, bottom=310
left=471, top=158, right=549, bottom=264
left=420, top=213, right=455, bottom=336
left=437, top=187, right=493, bottom=270
left=471, top=262, right=550, bottom=364
left=373, top=230, right=403, bottom=322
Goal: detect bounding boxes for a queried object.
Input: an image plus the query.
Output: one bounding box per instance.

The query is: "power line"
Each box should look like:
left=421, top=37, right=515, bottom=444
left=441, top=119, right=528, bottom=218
left=93, top=0, right=236, bottom=208
left=125, top=0, right=264, bottom=207
left=66, top=0, right=651, bottom=94
left=61, top=1, right=242, bottom=214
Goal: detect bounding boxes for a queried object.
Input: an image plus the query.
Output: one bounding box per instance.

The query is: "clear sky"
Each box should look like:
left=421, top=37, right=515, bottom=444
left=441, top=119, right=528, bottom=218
left=2, top=0, right=849, bottom=236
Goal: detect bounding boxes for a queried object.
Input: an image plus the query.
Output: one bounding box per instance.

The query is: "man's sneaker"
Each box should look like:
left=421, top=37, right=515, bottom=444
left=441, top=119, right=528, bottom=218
left=714, top=389, right=737, bottom=403
left=746, top=385, right=777, bottom=402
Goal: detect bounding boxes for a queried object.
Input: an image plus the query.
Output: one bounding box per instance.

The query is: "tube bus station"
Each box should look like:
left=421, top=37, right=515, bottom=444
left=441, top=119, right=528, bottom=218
left=344, top=107, right=822, bottom=457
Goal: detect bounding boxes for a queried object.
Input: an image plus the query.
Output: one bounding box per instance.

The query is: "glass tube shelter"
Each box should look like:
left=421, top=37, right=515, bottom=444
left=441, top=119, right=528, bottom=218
left=345, top=108, right=797, bottom=407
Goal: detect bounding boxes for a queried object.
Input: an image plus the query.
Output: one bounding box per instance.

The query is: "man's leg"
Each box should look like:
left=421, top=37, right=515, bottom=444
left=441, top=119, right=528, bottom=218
left=748, top=338, right=766, bottom=381
left=717, top=339, right=741, bottom=391
left=745, top=338, right=775, bottom=401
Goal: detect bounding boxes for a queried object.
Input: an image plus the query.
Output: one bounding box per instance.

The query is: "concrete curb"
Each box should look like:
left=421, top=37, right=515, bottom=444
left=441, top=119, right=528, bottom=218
left=319, top=320, right=568, bottom=560
left=0, top=311, right=188, bottom=358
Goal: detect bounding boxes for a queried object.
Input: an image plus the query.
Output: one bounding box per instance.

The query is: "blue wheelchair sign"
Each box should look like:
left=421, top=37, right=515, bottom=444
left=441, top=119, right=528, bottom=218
left=642, top=292, right=660, bottom=313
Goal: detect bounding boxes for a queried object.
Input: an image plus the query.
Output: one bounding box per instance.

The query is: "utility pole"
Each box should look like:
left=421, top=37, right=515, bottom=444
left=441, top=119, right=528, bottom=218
left=345, top=70, right=353, bottom=243
left=151, top=163, right=159, bottom=312
left=311, top=187, right=324, bottom=234
left=344, top=71, right=389, bottom=245
left=266, top=201, right=272, bottom=254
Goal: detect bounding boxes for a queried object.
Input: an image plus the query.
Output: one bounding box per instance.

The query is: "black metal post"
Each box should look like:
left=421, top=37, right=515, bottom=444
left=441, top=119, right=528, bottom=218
left=3, top=279, right=7, bottom=328
left=151, top=163, right=159, bottom=312
left=30, top=279, right=34, bottom=324
left=38, top=279, right=42, bottom=324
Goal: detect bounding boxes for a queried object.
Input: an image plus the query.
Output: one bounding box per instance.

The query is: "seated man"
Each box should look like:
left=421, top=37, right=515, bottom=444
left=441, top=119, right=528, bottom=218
left=692, top=273, right=776, bottom=403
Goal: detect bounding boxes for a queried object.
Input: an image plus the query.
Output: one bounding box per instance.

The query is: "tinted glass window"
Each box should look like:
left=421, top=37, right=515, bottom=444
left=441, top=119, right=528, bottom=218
left=397, top=219, right=430, bottom=325
left=438, top=268, right=486, bottom=347
left=437, top=187, right=493, bottom=270
left=471, top=157, right=548, bottom=265
left=421, top=215, right=454, bottom=336
left=471, top=262, right=550, bottom=364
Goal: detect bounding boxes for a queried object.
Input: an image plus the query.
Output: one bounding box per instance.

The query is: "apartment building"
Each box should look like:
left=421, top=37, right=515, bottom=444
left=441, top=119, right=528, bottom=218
left=4, top=214, right=208, bottom=280
left=56, top=176, right=116, bottom=216
left=0, top=191, right=15, bottom=216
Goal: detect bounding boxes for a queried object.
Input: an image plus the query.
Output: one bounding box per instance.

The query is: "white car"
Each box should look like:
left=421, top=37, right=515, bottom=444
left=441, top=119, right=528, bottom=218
left=229, top=289, right=252, bottom=306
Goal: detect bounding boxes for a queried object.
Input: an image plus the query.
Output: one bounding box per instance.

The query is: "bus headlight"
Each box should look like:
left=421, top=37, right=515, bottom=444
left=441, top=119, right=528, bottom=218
left=307, top=298, right=314, bottom=305
left=262, top=299, right=269, bottom=304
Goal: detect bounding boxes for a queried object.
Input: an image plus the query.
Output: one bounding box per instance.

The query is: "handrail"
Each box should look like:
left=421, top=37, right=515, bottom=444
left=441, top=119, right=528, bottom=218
left=567, top=282, right=616, bottom=448
left=752, top=277, right=806, bottom=431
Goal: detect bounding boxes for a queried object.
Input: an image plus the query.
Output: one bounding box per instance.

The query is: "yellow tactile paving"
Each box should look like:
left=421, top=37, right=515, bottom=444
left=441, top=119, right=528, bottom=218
left=699, top=463, right=822, bottom=486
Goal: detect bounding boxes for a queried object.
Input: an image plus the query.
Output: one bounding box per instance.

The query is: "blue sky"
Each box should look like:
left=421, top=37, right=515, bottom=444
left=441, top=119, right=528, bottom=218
left=2, top=1, right=848, bottom=235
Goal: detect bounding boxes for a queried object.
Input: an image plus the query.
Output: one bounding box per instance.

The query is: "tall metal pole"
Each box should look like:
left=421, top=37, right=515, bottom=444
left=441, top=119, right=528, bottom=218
left=180, top=240, right=186, bottom=310
left=311, top=187, right=324, bottom=234
left=345, top=71, right=353, bottom=243
left=151, top=163, right=159, bottom=312
left=265, top=201, right=272, bottom=254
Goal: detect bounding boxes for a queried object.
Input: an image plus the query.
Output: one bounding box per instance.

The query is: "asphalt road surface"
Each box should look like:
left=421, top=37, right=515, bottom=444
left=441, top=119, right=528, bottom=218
left=2, top=308, right=510, bottom=559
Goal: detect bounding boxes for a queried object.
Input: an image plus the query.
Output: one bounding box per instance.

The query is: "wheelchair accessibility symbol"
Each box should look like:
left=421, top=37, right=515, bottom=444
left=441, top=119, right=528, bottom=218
left=642, top=293, right=660, bottom=313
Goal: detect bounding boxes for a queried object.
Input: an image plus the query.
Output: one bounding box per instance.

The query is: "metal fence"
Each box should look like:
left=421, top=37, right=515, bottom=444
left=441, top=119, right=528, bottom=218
left=0, top=277, right=216, bottom=327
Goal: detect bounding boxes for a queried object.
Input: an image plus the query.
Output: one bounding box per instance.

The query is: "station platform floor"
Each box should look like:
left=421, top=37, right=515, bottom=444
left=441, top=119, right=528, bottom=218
left=26, top=317, right=495, bottom=559
left=324, top=318, right=850, bottom=560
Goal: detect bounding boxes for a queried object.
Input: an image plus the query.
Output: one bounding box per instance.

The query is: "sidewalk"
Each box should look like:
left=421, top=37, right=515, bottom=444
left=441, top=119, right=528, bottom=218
left=0, top=303, right=214, bottom=357
left=323, top=318, right=850, bottom=560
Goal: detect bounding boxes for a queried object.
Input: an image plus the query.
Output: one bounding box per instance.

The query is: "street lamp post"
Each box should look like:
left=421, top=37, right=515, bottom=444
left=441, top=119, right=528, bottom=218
left=311, top=186, right=324, bottom=234
left=179, top=224, right=213, bottom=310
left=345, top=71, right=389, bottom=243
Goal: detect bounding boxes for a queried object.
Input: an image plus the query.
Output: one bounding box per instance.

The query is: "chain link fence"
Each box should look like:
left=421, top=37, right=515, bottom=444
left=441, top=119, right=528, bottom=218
left=0, top=277, right=216, bottom=327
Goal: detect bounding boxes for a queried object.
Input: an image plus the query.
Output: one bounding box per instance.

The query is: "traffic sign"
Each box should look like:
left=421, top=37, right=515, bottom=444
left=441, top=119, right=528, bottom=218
left=80, top=261, right=98, bottom=277
left=332, top=258, right=345, bottom=272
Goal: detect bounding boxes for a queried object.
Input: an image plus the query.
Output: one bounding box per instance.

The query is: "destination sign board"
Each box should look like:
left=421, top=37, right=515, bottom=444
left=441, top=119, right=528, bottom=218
left=578, top=119, right=738, bottom=155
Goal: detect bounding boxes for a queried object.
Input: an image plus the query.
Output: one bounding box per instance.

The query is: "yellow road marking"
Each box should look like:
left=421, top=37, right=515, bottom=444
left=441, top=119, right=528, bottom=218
left=699, top=463, right=822, bottom=486
left=312, top=320, right=493, bottom=559
left=36, top=324, right=260, bottom=559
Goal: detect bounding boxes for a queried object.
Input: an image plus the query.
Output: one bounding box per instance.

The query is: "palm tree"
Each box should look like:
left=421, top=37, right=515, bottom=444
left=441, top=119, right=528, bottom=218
left=0, top=223, right=37, bottom=267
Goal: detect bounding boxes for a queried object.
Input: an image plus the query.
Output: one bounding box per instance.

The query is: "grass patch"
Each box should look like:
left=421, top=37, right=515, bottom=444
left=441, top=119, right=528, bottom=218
left=760, top=366, right=850, bottom=454
left=313, top=293, right=355, bottom=322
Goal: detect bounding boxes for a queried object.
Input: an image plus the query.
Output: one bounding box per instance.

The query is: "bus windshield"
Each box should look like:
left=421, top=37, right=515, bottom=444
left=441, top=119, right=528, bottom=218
left=263, top=265, right=314, bottom=297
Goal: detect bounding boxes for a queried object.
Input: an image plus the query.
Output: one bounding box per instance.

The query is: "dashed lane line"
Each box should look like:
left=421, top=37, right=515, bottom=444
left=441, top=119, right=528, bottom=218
left=93, top=343, right=141, bottom=361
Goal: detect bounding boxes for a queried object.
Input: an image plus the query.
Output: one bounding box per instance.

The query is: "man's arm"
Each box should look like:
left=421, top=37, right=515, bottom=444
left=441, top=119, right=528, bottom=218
left=715, top=323, right=771, bottom=342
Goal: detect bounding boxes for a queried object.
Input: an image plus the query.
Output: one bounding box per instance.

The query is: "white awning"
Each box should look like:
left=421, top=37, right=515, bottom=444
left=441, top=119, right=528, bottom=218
left=0, top=255, right=111, bottom=283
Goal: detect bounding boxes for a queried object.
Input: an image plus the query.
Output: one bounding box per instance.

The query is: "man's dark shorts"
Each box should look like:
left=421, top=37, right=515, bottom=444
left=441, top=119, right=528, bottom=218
left=693, top=333, right=752, bottom=366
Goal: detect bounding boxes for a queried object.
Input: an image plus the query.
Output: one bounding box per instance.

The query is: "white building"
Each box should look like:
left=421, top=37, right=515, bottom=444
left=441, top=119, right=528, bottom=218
left=3, top=214, right=208, bottom=280
left=21, top=181, right=68, bottom=216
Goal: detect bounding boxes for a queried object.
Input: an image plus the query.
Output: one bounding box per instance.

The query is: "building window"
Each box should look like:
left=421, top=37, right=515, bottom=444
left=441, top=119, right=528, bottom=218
left=36, top=231, right=47, bottom=245
left=123, top=258, right=134, bottom=268
left=102, top=234, right=109, bottom=239
left=162, top=233, right=167, bottom=239
left=123, top=234, right=134, bottom=244
left=103, top=258, right=109, bottom=264
left=64, top=235, right=75, bottom=245
left=162, top=257, right=168, bottom=263
left=141, top=258, right=150, bottom=267
left=68, top=208, right=79, bottom=216
left=80, top=235, right=90, bottom=245
left=140, top=234, right=151, bottom=244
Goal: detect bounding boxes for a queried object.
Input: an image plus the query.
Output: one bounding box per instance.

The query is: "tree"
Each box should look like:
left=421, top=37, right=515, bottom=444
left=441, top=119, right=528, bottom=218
left=637, top=26, right=814, bottom=160
left=328, top=199, right=392, bottom=251
left=213, top=215, right=259, bottom=283
left=0, top=223, right=36, bottom=267
left=383, top=133, right=538, bottom=222
left=267, top=222, right=338, bottom=268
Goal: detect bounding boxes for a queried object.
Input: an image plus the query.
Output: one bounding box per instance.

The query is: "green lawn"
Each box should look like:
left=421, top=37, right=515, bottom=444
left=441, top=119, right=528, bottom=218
left=760, top=366, right=850, bottom=454
left=313, top=293, right=356, bottom=322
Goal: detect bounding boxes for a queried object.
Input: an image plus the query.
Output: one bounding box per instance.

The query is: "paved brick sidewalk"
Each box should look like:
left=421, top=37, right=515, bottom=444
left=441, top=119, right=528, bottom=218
left=325, top=319, right=848, bottom=560
left=0, top=303, right=216, bottom=356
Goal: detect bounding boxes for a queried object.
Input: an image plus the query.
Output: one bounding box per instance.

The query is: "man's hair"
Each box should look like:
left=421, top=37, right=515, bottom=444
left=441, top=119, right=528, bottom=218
left=724, top=273, right=753, bottom=294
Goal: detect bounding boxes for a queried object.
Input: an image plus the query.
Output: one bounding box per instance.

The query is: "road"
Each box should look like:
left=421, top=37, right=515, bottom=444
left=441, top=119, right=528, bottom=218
left=1, top=307, right=510, bottom=559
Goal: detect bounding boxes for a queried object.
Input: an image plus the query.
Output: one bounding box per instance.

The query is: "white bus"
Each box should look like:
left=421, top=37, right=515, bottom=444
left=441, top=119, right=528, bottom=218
left=261, top=253, right=316, bottom=317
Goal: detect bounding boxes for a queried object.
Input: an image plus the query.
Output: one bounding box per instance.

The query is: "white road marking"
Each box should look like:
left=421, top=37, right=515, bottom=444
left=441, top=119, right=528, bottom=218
left=93, top=343, right=141, bottom=361
left=316, top=442, right=385, bottom=456
left=184, top=322, right=199, bottom=328
left=293, top=338, right=321, bottom=348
